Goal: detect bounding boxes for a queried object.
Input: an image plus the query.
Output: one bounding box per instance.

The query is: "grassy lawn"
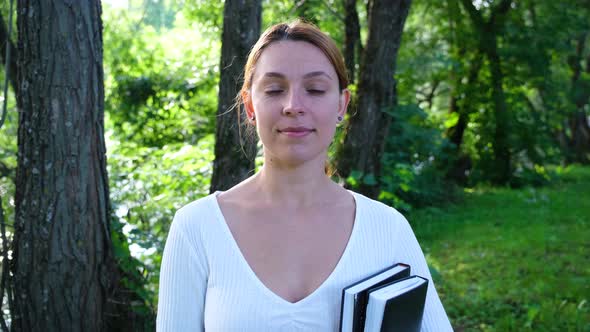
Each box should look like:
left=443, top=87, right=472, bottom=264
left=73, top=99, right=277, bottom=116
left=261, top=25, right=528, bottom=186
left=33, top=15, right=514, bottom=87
left=408, top=166, right=590, bottom=332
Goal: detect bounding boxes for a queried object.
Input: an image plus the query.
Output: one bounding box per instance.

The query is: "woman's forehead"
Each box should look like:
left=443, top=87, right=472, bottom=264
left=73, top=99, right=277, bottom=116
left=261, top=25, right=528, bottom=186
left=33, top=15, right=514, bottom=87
left=252, top=40, right=337, bottom=81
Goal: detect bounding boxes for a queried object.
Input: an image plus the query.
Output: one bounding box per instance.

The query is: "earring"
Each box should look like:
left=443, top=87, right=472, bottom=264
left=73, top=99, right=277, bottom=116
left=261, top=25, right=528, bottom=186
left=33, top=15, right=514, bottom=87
left=337, top=116, right=343, bottom=122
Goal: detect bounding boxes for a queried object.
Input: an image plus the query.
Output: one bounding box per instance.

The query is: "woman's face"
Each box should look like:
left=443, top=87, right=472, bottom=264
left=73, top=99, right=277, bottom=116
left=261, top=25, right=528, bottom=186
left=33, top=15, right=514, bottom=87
left=246, top=40, right=350, bottom=168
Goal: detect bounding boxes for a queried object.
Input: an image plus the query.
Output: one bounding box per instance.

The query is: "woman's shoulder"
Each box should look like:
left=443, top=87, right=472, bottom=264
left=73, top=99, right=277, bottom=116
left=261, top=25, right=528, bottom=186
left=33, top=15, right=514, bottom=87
left=172, top=193, right=220, bottom=231
left=350, top=190, right=408, bottom=224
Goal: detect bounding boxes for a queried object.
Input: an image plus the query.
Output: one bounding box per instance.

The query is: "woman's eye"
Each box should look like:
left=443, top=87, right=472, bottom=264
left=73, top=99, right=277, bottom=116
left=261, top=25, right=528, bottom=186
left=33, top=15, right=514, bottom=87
left=307, top=89, right=325, bottom=95
left=265, top=89, right=283, bottom=95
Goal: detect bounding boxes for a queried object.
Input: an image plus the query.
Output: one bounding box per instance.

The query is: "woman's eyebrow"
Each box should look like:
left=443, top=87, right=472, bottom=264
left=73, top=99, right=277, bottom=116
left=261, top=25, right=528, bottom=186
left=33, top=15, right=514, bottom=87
left=303, top=71, right=333, bottom=80
left=260, top=71, right=333, bottom=80
left=261, top=72, right=286, bottom=79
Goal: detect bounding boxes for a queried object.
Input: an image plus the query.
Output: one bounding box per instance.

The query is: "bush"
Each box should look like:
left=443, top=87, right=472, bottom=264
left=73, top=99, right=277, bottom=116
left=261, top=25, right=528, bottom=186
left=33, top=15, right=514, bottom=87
left=377, top=104, right=461, bottom=211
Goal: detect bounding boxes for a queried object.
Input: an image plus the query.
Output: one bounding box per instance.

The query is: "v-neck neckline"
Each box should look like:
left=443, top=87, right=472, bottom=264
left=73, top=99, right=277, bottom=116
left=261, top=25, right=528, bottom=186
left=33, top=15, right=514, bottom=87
left=210, top=190, right=360, bottom=306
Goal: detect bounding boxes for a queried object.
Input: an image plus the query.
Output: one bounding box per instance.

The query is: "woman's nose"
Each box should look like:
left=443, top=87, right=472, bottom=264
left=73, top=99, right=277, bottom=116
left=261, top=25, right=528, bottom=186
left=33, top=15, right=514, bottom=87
left=282, top=90, right=305, bottom=116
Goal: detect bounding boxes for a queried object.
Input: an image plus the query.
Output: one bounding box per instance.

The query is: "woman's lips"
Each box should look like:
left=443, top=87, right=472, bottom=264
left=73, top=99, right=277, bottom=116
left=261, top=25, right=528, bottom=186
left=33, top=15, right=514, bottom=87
left=278, top=127, right=314, bottom=137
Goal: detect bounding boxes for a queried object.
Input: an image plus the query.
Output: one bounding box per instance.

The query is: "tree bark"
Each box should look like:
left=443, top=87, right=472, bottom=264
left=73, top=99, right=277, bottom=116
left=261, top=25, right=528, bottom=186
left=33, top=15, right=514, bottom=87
left=343, top=0, right=362, bottom=84
left=12, top=2, right=117, bottom=331
left=336, top=0, right=412, bottom=198
left=210, top=0, right=261, bottom=193
left=486, top=31, right=511, bottom=182
left=444, top=0, right=483, bottom=151
left=444, top=52, right=482, bottom=180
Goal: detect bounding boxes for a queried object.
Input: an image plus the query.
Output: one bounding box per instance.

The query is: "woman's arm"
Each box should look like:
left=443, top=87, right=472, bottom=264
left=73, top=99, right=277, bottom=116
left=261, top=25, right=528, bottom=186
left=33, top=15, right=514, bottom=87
left=395, top=213, right=454, bottom=332
left=157, top=211, right=209, bottom=331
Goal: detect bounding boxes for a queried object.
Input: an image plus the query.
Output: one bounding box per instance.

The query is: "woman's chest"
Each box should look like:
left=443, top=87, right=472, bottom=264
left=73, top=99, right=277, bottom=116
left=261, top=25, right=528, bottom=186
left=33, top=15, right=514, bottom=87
left=225, top=208, right=355, bottom=304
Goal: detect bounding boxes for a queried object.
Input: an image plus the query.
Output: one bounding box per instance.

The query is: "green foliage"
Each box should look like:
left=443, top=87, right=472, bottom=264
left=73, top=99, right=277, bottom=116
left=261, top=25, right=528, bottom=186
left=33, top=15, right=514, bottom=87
left=0, top=71, right=17, bottom=226
left=103, top=8, right=219, bottom=148
left=409, top=165, right=590, bottom=331
left=103, top=5, right=220, bottom=307
left=398, top=0, right=590, bottom=186
left=262, top=0, right=345, bottom=45
left=109, top=215, right=156, bottom=323
left=378, top=104, right=460, bottom=211
left=180, top=0, right=224, bottom=36
left=107, top=136, right=214, bottom=258
left=98, top=0, right=590, bottom=316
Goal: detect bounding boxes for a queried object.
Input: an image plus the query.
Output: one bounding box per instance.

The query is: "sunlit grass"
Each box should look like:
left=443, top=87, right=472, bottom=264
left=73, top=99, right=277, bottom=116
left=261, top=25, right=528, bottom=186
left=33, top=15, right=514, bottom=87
left=409, top=166, right=590, bottom=332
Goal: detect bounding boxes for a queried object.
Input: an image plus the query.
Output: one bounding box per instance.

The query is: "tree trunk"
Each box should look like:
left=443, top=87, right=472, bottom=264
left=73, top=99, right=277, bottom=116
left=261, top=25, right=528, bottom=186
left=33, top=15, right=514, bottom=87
left=12, top=2, right=117, bottom=331
left=343, top=0, right=362, bottom=84
left=569, top=111, right=590, bottom=163
left=460, top=0, right=512, bottom=184
left=485, top=30, right=511, bottom=183
left=446, top=50, right=482, bottom=150
left=336, top=0, right=412, bottom=198
left=567, top=33, right=590, bottom=163
left=210, top=0, right=261, bottom=193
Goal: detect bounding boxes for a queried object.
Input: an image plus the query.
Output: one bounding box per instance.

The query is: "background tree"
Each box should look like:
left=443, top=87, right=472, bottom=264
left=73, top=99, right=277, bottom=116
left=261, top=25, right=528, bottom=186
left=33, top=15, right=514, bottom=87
left=0, top=0, right=586, bottom=329
left=210, top=0, right=262, bottom=193
left=567, top=32, right=590, bottom=163
left=459, top=0, right=513, bottom=184
left=336, top=0, right=412, bottom=198
left=11, top=1, right=151, bottom=330
left=343, top=0, right=362, bottom=85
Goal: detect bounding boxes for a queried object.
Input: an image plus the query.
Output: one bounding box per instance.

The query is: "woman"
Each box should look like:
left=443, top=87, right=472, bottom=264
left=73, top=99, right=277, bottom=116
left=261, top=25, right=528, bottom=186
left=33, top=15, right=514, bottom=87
left=157, top=20, right=453, bottom=331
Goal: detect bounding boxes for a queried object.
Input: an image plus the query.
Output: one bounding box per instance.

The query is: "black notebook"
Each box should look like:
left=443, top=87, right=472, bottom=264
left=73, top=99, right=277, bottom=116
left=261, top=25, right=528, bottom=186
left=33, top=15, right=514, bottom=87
left=339, top=263, right=410, bottom=332
left=363, top=275, right=428, bottom=332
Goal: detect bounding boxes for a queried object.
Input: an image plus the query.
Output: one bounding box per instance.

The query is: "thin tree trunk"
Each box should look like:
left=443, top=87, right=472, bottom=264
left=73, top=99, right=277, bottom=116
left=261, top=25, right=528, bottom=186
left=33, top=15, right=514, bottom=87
left=0, top=13, right=18, bottom=97
left=12, top=2, right=114, bottom=331
left=568, top=33, right=590, bottom=163
left=460, top=0, right=512, bottom=183
left=569, top=112, right=590, bottom=163
left=343, top=0, right=362, bottom=84
left=210, top=0, right=261, bottom=193
left=487, top=36, right=511, bottom=182
left=446, top=49, right=482, bottom=148
left=336, top=0, right=412, bottom=198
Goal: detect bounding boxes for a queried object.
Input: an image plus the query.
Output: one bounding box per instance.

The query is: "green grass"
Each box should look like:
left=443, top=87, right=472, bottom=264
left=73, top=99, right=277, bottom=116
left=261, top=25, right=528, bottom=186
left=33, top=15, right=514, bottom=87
left=408, top=166, right=590, bottom=332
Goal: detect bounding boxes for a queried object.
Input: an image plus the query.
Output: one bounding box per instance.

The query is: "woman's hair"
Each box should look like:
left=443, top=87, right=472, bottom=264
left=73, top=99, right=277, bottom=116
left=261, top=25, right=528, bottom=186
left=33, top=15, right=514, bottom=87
left=240, top=19, right=349, bottom=98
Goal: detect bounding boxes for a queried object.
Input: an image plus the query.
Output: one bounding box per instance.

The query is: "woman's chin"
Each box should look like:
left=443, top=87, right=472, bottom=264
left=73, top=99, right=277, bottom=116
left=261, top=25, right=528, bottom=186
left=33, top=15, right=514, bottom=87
left=266, top=151, right=325, bottom=169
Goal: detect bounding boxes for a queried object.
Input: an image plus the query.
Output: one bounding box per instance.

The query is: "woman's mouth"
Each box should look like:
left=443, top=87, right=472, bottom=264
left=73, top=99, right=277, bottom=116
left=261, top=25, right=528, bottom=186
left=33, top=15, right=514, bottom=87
left=278, top=126, right=315, bottom=137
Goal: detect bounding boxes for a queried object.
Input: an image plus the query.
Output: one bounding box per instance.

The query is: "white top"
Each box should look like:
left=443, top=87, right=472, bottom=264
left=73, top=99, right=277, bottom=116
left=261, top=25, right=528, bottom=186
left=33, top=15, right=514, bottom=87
left=157, top=191, right=453, bottom=331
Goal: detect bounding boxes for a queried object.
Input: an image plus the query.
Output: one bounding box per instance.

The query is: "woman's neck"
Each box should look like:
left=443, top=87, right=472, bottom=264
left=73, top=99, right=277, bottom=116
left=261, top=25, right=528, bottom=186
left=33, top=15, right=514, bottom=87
left=251, top=157, right=337, bottom=209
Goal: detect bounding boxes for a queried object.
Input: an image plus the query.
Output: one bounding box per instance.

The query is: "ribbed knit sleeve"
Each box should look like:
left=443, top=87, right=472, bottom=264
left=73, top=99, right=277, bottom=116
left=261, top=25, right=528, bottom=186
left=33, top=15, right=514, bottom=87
left=157, top=209, right=209, bottom=332
left=394, top=212, right=453, bottom=332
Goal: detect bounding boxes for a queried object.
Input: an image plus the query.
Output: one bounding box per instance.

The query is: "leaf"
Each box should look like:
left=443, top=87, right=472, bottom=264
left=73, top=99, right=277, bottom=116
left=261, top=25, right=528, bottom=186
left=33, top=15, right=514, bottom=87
left=444, top=112, right=460, bottom=128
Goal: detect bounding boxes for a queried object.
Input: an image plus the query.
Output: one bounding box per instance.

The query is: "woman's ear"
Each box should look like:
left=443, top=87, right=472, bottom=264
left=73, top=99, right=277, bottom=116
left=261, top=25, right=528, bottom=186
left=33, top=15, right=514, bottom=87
left=338, top=89, right=351, bottom=118
left=241, top=90, right=255, bottom=123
